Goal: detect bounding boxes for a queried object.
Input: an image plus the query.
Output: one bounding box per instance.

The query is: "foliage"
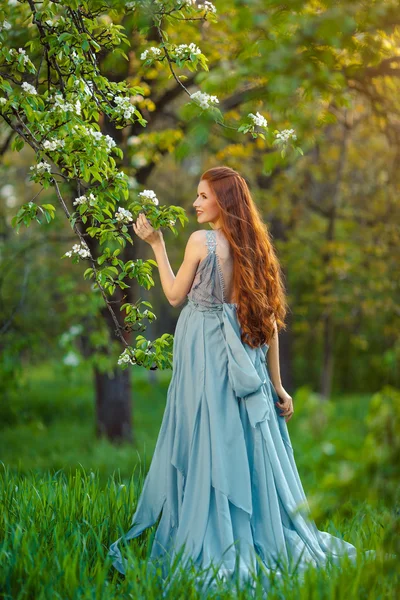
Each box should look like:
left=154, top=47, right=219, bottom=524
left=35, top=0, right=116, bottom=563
left=363, top=386, right=400, bottom=507
left=0, top=0, right=300, bottom=374
left=290, top=386, right=400, bottom=532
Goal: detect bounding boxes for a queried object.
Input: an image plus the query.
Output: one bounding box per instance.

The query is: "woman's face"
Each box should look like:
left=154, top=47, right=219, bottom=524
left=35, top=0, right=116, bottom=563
left=193, top=179, right=222, bottom=228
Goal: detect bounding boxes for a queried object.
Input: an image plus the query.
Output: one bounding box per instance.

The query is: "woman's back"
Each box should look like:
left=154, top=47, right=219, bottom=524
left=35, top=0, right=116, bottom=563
left=187, top=229, right=237, bottom=306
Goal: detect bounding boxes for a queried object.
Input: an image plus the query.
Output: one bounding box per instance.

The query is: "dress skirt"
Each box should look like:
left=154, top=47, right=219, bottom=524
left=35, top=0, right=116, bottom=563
left=108, top=297, right=360, bottom=587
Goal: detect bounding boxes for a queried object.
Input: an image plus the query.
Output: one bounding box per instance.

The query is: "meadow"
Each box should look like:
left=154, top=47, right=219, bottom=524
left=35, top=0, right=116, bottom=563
left=1, top=363, right=398, bottom=599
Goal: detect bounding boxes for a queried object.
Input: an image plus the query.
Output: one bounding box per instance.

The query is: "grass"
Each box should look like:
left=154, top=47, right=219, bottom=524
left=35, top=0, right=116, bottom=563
left=0, top=361, right=398, bottom=598
left=0, top=361, right=171, bottom=483
left=0, top=464, right=397, bottom=599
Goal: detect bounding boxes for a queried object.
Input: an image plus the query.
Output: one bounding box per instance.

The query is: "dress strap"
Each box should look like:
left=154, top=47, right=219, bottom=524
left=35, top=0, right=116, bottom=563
left=205, top=229, right=226, bottom=303
left=205, top=229, right=217, bottom=254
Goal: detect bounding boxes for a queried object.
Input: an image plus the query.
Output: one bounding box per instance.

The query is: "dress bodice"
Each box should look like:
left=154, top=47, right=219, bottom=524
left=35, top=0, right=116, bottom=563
left=187, top=229, right=234, bottom=308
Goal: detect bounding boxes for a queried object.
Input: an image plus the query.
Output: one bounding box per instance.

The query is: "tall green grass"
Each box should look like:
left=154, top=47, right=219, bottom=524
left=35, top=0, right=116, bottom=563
left=0, top=362, right=398, bottom=597
left=0, top=464, right=397, bottom=599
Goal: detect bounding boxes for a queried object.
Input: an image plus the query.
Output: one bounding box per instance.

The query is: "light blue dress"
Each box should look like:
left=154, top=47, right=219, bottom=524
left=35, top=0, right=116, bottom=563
left=108, top=228, right=360, bottom=587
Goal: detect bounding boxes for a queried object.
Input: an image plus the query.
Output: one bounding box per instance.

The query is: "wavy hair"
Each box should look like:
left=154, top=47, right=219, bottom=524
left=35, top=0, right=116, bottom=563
left=200, top=166, right=288, bottom=348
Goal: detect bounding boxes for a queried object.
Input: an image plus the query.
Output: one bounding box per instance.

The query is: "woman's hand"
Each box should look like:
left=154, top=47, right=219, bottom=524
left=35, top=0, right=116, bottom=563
left=274, top=385, right=294, bottom=422
left=132, top=213, right=163, bottom=247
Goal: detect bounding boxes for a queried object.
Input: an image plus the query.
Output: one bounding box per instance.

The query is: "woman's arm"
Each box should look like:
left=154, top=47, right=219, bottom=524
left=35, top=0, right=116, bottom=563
left=132, top=213, right=204, bottom=307
left=267, top=316, right=294, bottom=422
left=266, top=318, right=283, bottom=392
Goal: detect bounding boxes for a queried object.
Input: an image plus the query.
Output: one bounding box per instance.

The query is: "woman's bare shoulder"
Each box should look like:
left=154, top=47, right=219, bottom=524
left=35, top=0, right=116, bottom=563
left=186, top=229, right=207, bottom=248
left=184, top=229, right=208, bottom=260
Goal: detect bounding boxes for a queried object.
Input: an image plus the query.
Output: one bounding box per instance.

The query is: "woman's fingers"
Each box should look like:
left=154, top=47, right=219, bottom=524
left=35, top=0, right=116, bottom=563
left=139, top=213, right=149, bottom=227
left=133, top=214, right=148, bottom=239
left=281, top=409, right=294, bottom=422
left=134, top=213, right=153, bottom=235
left=275, top=400, right=291, bottom=411
left=275, top=400, right=294, bottom=421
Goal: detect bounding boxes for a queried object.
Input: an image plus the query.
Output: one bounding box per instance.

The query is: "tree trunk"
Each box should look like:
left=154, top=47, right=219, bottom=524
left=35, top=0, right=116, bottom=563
left=319, top=116, right=350, bottom=400
left=320, top=314, right=335, bottom=400
left=85, top=228, right=140, bottom=443
left=94, top=365, right=132, bottom=442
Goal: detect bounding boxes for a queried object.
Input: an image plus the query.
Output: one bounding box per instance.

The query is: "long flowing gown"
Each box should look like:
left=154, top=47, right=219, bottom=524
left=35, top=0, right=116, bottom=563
left=108, top=228, right=361, bottom=590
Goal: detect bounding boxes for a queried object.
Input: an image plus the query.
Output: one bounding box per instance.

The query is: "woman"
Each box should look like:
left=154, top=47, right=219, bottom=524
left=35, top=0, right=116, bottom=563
left=108, top=166, right=358, bottom=588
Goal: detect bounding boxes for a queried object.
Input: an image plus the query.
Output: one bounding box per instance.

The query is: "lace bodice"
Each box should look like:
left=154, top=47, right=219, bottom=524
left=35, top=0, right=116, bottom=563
left=187, top=229, right=235, bottom=308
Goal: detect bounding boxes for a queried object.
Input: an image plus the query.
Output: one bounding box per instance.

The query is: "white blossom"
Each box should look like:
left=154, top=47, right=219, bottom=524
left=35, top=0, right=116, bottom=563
left=69, top=324, right=83, bottom=336
left=0, top=184, right=15, bottom=199
left=30, top=161, right=52, bottom=174
left=91, top=129, right=115, bottom=151
left=0, top=21, right=11, bottom=31
left=118, top=348, right=135, bottom=365
left=131, top=155, right=147, bottom=168
left=190, top=90, right=219, bottom=110
left=63, top=351, right=80, bottom=367
left=50, top=93, right=80, bottom=114
left=17, top=48, right=31, bottom=66
left=174, top=43, right=202, bottom=59
left=72, top=125, right=116, bottom=153
left=197, top=1, right=217, bottom=13
left=115, top=207, right=133, bottom=224
left=86, top=129, right=102, bottom=142
left=21, top=82, right=37, bottom=95
left=73, top=196, right=86, bottom=206
left=138, top=189, right=159, bottom=206
left=0, top=98, right=7, bottom=106
left=60, top=324, right=83, bottom=346
left=64, top=242, right=90, bottom=259
left=114, top=95, right=135, bottom=120
left=248, top=112, right=268, bottom=128
left=104, top=134, right=116, bottom=152
left=321, top=441, right=336, bottom=455
left=141, top=46, right=163, bottom=61
left=73, top=78, right=93, bottom=96
left=275, top=128, right=297, bottom=143
left=43, top=138, right=65, bottom=151
left=73, top=193, right=96, bottom=206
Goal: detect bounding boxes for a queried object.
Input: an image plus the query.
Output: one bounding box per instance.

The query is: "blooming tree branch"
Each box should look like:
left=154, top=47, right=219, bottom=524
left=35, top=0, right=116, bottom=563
left=0, top=0, right=300, bottom=370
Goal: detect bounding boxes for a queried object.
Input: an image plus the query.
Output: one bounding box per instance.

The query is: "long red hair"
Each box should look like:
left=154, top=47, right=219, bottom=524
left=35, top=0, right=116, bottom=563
left=200, top=166, right=288, bottom=348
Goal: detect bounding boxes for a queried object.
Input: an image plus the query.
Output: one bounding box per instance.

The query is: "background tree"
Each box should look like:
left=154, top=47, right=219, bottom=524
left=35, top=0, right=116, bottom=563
left=0, top=0, right=299, bottom=440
